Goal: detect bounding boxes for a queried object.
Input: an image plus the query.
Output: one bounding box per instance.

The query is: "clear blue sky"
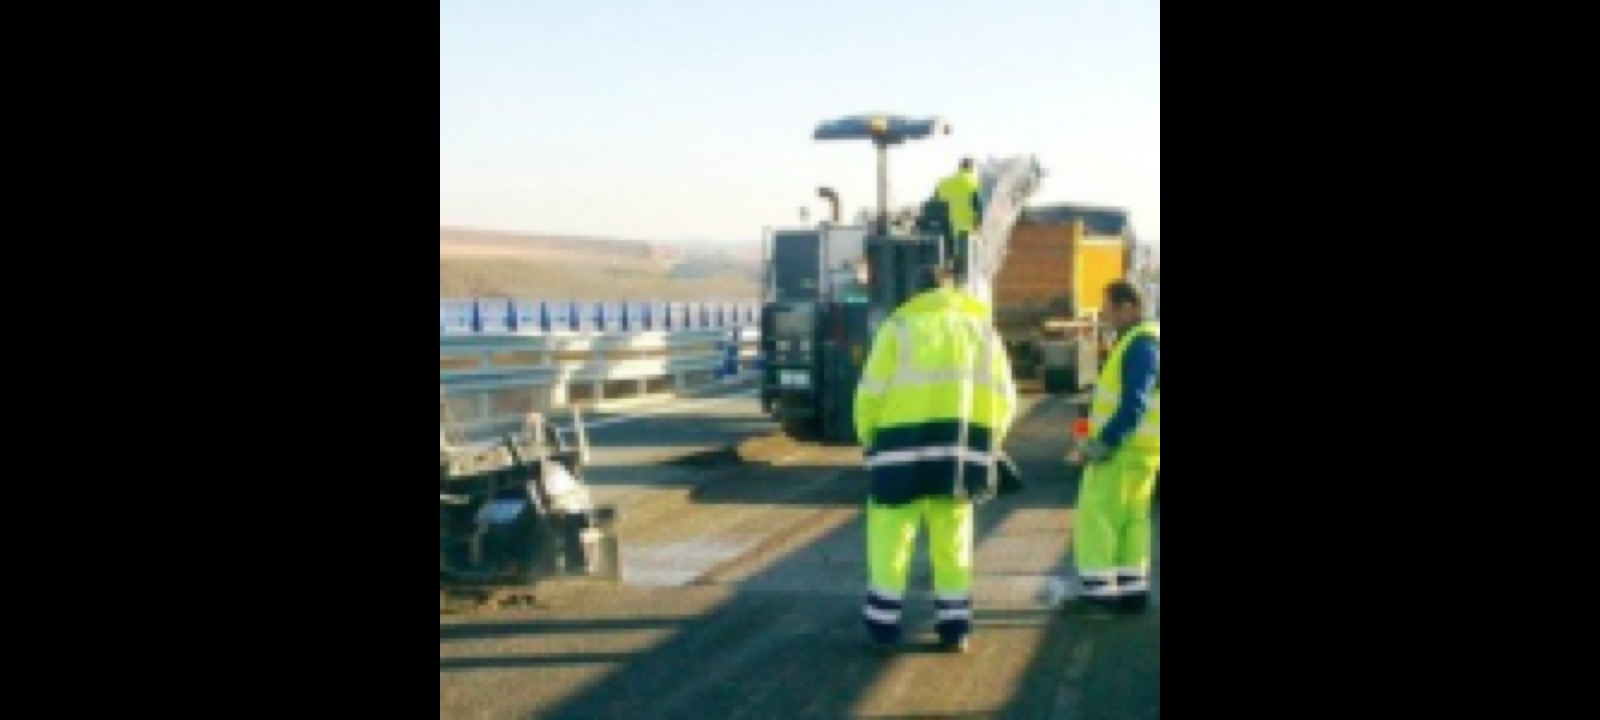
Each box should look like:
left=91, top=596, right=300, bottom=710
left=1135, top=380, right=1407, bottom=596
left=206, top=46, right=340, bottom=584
left=440, top=0, right=1161, bottom=245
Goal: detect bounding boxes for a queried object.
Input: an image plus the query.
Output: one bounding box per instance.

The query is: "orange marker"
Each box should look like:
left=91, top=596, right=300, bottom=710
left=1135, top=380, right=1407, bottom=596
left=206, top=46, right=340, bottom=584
left=1073, top=418, right=1091, bottom=440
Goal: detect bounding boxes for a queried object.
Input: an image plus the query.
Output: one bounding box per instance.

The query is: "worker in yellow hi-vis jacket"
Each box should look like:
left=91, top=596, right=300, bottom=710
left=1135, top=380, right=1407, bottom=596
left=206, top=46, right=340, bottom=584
left=1068, top=279, right=1161, bottom=614
left=933, top=158, right=984, bottom=281
left=854, top=266, right=1019, bottom=654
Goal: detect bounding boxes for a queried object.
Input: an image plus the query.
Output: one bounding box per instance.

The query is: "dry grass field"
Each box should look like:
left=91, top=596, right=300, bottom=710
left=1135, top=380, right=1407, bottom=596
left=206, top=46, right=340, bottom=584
left=440, top=227, right=762, bottom=301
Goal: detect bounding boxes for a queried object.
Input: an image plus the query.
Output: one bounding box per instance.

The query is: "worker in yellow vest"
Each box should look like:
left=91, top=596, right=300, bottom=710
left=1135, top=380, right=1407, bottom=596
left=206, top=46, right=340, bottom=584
left=1068, top=279, right=1161, bottom=614
left=855, top=266, right=1019, bottom=653
left=934, top=158, right=984, bottom=280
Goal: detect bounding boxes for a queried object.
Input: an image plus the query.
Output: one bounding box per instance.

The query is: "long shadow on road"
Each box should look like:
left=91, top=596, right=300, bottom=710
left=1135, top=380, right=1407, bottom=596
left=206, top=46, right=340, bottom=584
left=440, top=617, right=687, bottom=644
left=440, top=395, right=1160, bottom=719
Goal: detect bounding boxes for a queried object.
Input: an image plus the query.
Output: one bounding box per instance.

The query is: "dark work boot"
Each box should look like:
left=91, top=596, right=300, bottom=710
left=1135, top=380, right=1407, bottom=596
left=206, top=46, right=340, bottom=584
left=865, top=622, right=902, bottom=656
left=936, top=613, right=973, bottom=655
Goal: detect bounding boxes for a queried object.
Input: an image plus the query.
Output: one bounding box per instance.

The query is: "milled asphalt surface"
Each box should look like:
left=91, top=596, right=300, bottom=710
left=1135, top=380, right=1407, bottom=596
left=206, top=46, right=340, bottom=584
left=442, top=391, right=1159, bottom=719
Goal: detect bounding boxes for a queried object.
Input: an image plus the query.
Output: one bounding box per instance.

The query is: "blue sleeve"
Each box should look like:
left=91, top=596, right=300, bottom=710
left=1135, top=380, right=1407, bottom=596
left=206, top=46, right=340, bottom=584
left=971, top=192, right=984, bottom=223
left=1098, top=336, right=1159, bottom=451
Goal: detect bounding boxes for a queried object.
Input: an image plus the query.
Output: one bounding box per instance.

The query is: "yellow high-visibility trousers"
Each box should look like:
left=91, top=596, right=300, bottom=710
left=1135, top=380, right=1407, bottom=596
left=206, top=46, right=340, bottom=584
left=863, top=497, right=975, bottom=644
left=1074, top=450, right=1161, bottom=601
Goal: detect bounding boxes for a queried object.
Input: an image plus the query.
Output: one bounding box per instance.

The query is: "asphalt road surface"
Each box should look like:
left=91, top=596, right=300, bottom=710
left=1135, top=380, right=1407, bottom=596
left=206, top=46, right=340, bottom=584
left=442, top=392, right=1160, bottom=719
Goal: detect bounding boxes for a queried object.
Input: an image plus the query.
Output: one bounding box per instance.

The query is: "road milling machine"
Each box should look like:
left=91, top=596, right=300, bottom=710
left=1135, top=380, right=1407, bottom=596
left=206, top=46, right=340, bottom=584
left=757, top=114, right=1047, bottom=443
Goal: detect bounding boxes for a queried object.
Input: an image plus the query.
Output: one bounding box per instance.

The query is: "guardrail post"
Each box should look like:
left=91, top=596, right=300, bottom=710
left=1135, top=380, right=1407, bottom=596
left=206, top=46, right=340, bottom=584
left=720, top=327, right=742, bottom=378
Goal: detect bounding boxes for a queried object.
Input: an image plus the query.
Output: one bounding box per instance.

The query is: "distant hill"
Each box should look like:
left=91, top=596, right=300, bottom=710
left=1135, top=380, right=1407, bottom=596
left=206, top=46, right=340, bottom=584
left=440, top=227, right=658, bottom=258
left=440, top=227, right=762, bottom=300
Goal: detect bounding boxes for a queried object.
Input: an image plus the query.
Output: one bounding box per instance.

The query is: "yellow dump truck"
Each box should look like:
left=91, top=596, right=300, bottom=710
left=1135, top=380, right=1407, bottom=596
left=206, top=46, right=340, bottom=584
left=993, top=204, right=1138, bottom=394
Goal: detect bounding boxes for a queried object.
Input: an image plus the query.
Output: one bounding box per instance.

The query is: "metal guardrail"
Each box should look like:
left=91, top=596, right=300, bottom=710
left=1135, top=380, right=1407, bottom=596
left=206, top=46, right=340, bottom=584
left=442, top=299, right=762, bottom=335
left=440, top=327, right=763, bottom=440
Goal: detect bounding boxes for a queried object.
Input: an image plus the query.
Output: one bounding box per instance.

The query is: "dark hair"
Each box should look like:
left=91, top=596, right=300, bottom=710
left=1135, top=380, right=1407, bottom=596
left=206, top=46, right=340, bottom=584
left=960, top=158, right=975, bottom=171
left=1104, top=279, right=1146, bottom=309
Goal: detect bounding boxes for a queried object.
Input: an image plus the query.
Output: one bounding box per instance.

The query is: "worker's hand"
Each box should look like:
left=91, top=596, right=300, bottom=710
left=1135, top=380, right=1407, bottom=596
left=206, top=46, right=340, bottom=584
left=1066, top=448, right=1086, bottom=466
left=1081, top=439, right=1114, bottom=464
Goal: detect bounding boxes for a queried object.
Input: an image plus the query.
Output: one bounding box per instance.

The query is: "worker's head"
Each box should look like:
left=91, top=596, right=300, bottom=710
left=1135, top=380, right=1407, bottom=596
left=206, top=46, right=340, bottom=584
left=959, top=158, right=976, bottom=173
left=1102, top=280, right=1148, bottom=331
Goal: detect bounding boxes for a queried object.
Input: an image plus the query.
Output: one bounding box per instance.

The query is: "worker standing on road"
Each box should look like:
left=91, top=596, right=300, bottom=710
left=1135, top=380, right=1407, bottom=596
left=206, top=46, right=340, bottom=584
left=1067, top=279, right=1161, bottom=614
left=934, top=158, right=985, bottom=281
left=855, top=266, right=1019, bottom=654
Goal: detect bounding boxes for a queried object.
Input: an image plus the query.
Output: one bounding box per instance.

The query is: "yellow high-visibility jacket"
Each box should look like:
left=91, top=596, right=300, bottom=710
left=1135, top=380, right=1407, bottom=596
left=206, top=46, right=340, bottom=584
left=855, top=288, right=1018, bottom=505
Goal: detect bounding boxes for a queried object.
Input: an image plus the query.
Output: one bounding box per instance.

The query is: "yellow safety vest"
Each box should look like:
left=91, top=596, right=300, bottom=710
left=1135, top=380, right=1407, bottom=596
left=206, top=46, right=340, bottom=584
left=1089, top=322, right=1161, bottom=454
left=936, top=171, right=982, bottom=234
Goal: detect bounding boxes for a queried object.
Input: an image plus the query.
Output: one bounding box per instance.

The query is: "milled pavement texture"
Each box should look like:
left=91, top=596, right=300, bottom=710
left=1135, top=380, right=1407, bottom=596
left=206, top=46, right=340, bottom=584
left=442, top=394, right=1160, bottom=719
